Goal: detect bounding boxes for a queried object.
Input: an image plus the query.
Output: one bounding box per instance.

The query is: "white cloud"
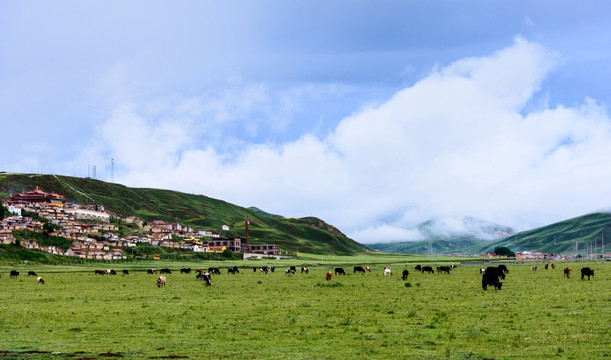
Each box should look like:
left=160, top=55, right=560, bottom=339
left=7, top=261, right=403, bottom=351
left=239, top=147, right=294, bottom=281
left=92, top=37, right=611, bottom=244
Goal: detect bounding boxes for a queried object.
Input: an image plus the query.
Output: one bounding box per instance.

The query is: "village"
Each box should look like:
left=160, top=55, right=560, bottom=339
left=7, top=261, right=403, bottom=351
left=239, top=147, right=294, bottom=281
left=0, top=188, right=279, bottom=260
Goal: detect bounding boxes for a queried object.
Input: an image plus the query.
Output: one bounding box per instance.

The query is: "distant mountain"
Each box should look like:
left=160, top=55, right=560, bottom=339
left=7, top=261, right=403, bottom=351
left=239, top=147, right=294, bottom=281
left=473, top=212, right=611, bottom=255
left=0, top=172, right=365, bottom=255
left=369, top=237, right=488, bottom=255
left=247, top=206, right=283, bottom=218
left=368, top=216, right=514, bottom=255
left=370, top=212, right=611, bottom=256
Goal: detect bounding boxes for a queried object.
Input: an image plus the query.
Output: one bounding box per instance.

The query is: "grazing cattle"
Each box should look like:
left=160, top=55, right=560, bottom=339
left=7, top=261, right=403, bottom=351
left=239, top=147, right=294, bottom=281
left=335, top=267, right=346, bottom=275
left=580, top=267, right=594, bottom=280
left=482, top=272, right=503, bottom=290
left=325, top=271, right=332, bottom=281
left=259, top=266, right=269, bottom=274
left=531, top=266, right=538, bottom=271
left=401, top=269, right=409, bottom=281
left=450, top=264, right=458, bottom=270
left=37, top=276, right=45, bottom=285
left=353, top=266, right=366, bottom=274
left=421, top=266, right=434, bottom=274
left=301, top=266, right=309, bottom=274
left=563, top=267, right=571, bottom=278
left=289, top=266, right=296, bottom=273
left=227, top=268, right=237, bottom=275
left=551, top=263, right=556, bottom=270
left=195, top=269, right=202, bottom=273
left=485, top=266, right=505, bottom=280
left=365, top=266, right=371, bottom=272
left=94, top=270, right=105, bottom=275
left=285, top=269, right=295, bottom=275
left=122, top=270, right=129, bottom=275
left=28, top=271, right=37, bottom=276
left=180, top=268, right=191, bottom=274
left=231, top=266, right=239, bottom=274
left=544, top=263, right=549, bottom=270
left=253, top=267, right=258, bottom=272
left=497, top=265, right=509, bottom=274
left=107, top=269, right=117, bottom=275
left=383, top=267, right=392, bottom=276
left=10, top=270, right=19, bottom=278
left=202, top=272, right=211, bottom=286
left=415, top=265, right=422, bottom=272
left=207, top=267, right=220, bottom=275
left=159, top=268, right=171, bottom=275
left=156, top=276, right=166, bottom=288
left=437, top=266, right=451, bottom=274
left=147, top=269, right=157, bottom=274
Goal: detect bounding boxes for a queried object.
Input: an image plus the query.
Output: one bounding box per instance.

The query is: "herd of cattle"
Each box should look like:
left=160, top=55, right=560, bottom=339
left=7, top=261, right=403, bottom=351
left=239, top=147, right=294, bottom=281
left=0, top=263, right=598, bottom=290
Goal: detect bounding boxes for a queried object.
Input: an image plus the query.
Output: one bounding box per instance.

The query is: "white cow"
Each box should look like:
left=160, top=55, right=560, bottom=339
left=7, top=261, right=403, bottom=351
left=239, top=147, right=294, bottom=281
left=384, top=267, right=392, bottom=276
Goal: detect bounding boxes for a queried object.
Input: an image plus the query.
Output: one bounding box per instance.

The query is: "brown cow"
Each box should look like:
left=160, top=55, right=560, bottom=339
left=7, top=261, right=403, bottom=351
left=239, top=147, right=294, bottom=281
left=325, top=271, right=332, bottom=281
left=551, top=263, right=556, bottom=269
left=563, top=267, right=571, bottom=278
left=156, top=276, right=166, bottom=287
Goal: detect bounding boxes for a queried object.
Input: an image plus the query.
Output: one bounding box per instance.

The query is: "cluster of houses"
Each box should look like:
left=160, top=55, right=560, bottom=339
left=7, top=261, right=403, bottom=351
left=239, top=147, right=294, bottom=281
left=1, top=188, right=279, bottom=260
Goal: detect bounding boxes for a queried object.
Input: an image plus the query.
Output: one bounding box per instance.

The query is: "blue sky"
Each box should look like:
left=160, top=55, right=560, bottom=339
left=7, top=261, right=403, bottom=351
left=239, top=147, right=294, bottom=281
left=2, top=1, right=611, bottom=242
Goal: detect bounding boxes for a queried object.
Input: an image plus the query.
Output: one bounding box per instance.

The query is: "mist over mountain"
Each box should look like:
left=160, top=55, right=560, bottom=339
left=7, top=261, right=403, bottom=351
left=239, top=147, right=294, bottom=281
left=368, top=216, right=515, bottom=254
left=418, top=216, right=514, bottom=241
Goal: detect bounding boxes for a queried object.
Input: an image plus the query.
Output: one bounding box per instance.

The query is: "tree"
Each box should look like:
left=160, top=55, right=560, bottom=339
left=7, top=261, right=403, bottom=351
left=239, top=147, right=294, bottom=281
left=0, top=204, right=7, bottom=220
left=43, top=222, right=58, bottom=238
left=494, top=246, right=515, bottom=257
left=221, top=248, right=233, bottom=258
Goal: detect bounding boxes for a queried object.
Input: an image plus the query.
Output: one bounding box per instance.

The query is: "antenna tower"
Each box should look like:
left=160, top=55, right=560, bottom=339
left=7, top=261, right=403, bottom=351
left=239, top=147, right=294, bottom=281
left=111, top=158, right=115, bottom=183
left=93, top=165, right=96, bottom=180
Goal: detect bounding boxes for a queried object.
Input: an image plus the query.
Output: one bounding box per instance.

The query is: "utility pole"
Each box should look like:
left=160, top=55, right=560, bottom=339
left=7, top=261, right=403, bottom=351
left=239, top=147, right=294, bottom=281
left=602, top=232, right=605, bottom=265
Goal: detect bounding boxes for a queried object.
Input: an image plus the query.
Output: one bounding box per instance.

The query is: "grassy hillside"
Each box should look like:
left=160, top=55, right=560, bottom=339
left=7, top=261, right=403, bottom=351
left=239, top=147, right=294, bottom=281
left=474, top=212, right=611, bottom=255
left=0, top=172, right=365, bottom=256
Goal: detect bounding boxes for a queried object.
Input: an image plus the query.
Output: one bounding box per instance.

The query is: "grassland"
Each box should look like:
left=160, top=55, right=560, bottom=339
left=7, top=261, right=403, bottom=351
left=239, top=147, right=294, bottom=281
left=0, top=256, right=608, bottom=360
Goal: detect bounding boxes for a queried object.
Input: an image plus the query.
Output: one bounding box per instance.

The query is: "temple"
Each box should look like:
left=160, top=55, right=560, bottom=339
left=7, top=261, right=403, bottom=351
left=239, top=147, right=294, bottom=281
left=7, top=188, right=65, bottom=206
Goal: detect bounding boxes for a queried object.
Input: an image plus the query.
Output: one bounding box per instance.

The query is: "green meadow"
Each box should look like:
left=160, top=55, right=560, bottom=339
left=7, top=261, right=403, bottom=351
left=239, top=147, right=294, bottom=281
left=0, top=257, right=608, bottom=360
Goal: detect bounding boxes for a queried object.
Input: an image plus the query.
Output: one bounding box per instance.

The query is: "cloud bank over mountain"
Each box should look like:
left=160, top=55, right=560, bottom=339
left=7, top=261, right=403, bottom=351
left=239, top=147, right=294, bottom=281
left=78, top=38, right=611, bottom=243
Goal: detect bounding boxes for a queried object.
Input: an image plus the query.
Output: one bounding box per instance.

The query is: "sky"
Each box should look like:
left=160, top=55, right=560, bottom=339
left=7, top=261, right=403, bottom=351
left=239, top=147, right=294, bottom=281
left=2, top=1, right=611, bottom=243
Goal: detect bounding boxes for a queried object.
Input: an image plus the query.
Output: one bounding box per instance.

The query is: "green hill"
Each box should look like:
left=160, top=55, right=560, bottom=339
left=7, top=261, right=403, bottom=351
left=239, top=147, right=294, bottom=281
left=0, top=172, right=365, bottom=255
left=474, top=212, right=611, bottom=255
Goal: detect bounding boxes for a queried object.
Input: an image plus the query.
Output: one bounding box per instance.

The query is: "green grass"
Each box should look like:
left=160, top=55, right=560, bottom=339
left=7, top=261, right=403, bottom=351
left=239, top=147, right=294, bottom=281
left=0, top=258, right=608, bottom=359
